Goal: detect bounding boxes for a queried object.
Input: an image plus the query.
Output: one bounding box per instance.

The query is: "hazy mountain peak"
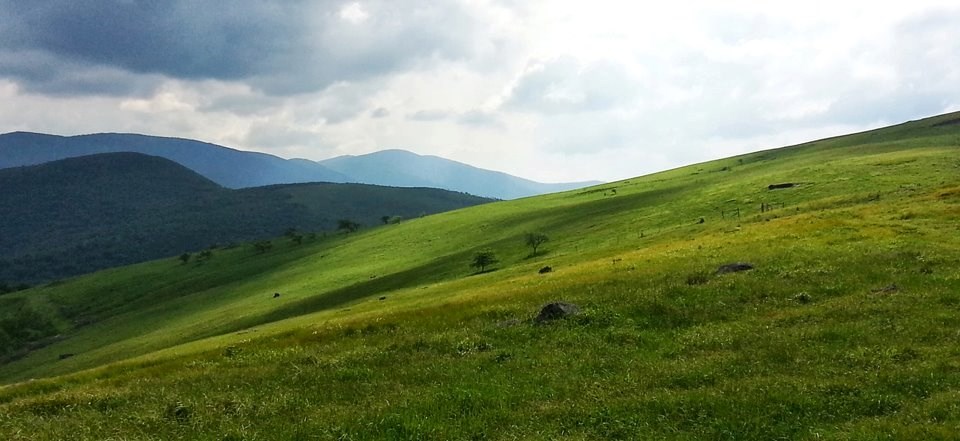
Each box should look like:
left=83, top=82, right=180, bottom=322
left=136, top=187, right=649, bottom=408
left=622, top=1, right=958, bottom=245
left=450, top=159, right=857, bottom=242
left=0, top=132, right=600, bottom=199
left=320, top=148, right=600, bottom=199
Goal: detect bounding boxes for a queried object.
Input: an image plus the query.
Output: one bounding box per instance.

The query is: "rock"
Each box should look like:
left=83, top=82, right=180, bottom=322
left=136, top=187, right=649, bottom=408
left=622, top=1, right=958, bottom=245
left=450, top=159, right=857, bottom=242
left=379, top=296, right=387, bottom=301
left=58, top=353, right=75, bottom=360
left=273, top=292, right=281, bottom=298
left=768, top=183, right=795, bottom=190
left=539, top=266, right=553, bottom=274
left=716, top=262, right=754, bottom=274
left=535, top=302, right=580, bottom=323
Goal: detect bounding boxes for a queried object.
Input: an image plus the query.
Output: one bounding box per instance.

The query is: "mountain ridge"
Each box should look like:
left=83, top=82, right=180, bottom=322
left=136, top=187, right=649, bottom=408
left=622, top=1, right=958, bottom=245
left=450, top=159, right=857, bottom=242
left=0, top=131, right=351, bottom=188
left=0, top=132, right=600, bottom=199
left=0, top=152, right=492, bottom=285
left=320, top=148, right=602, bottom=199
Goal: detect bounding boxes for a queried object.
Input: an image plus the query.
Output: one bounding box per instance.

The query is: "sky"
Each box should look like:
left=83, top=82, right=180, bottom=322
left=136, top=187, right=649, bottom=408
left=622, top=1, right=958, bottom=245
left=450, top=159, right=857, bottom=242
left=0, top=1, right=958, bottom=183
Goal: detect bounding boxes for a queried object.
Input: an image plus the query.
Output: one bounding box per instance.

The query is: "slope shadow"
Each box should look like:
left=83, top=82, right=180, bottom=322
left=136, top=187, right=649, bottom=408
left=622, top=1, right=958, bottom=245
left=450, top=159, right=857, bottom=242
left=222, top=250, right=479, bottom=333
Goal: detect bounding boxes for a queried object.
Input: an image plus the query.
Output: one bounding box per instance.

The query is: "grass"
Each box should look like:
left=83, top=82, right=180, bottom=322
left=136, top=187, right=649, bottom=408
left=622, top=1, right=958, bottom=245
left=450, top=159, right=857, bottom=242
left=0, top=112, right=959, bottom=439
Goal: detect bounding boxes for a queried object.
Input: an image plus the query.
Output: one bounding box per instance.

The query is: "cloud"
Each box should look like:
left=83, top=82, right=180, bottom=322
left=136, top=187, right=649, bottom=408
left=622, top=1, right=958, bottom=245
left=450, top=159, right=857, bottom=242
left=0, top=0, right=484, bottom=96
left=457, top=110, right=502, bottom=128
left=503, top=57, right=641, bottom=114
left=199, top=92, right=283, bottom=117
left=408, top=109, right=453, bottom=122
left=243, top=121, right=325, bottom=152
left=0, top=1, right=958, bottom=184
left=0, top=49, right=162, bottom=96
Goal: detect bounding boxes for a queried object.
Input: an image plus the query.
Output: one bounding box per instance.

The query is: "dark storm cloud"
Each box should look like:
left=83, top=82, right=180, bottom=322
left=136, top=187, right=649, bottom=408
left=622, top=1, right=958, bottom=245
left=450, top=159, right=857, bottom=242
left=0, top=0, right=480, bottom=96
left=0, top=49, right=161, bottom=96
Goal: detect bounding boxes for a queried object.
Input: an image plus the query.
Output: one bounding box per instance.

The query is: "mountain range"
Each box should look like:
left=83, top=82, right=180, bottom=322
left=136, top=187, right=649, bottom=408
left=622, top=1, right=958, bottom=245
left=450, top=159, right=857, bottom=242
left=0, top=132, right=600, bottom=199
left=320, top=149, right=600, bottom=199
left=0, top=152, right=491, bottom=285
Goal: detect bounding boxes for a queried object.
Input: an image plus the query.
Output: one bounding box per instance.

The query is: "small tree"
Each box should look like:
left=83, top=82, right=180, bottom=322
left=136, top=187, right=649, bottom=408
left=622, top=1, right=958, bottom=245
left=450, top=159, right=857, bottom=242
left=178, top=253, right=191, bottom=265
left=285, top=228, right=303, bottom=245
left=380, top=215, right=391, bottom=225
left=337, top=219, right=361, bottom=234
left=524, top=232, right=549, bottom=256
left=197, top=249, right=213, bottom=262
left=253, top=240, right=272, bottom=254
left=471, top=251, right=499, bottom=273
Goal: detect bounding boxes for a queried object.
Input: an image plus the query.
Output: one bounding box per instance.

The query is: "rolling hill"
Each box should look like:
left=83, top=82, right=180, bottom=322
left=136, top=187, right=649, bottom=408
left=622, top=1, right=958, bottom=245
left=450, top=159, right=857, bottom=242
left=0, top=152, right=492, bottom=285
left=320, top=149, right=602, bottom=199
left=1, top=112, right=959, bottom=440
left=0, top=132, right=599, bottom=199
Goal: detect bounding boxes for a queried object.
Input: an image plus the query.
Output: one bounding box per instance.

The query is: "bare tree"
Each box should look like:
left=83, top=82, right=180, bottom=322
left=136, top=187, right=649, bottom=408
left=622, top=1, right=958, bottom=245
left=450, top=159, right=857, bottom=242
left=525, top=232, right=550, bottom=256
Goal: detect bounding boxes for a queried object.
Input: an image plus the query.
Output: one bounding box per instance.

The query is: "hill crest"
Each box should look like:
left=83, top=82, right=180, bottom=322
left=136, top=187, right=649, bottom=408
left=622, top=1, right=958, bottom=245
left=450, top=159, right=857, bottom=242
left=0, top=152, right=492, bottom=285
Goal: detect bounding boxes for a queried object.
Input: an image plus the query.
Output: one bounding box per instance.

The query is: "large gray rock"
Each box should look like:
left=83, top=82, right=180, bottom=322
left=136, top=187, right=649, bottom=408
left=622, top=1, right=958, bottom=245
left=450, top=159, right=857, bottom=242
left=535, top=302, right=580, bottom=323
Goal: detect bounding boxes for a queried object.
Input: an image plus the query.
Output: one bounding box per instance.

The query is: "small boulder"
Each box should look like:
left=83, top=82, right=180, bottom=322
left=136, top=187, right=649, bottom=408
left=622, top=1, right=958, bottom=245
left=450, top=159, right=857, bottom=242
left=535, top=302, right=580, bottom=323
left=379, top=296, right=387, bottom=301
left=539, top=266, right=553, bottom=274
left=273, top=292, right=281, bottom=298
left=716, top=262, right=754, bottom=274
left=58, top=353, right=75, bottom=360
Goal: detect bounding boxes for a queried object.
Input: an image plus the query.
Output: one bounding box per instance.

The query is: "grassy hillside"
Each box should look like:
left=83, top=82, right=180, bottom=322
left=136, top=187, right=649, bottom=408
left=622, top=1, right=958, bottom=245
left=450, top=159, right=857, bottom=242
left=0, top=153, right=491, bottom=286
left=1, top=112, right=959, bottom=440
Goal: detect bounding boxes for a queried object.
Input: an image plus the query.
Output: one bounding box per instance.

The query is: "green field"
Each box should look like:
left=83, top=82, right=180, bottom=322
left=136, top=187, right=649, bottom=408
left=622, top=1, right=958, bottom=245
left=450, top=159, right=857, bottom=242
left=1, top=112, right=959, bottom=440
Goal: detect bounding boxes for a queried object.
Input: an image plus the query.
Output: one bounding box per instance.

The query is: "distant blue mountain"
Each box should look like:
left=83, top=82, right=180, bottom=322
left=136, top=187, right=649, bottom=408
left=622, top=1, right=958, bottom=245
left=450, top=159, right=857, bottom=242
left=321, top=149, right=602, bottom=200
left=0, top=132, right=602, bottom=198
left=0, top=132, right=350, bottom=188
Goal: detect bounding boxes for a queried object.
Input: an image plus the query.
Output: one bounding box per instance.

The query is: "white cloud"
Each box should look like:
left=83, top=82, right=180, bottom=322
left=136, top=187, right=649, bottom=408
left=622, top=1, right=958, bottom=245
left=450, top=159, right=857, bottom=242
left=0, top=1, right=958, bottom=183
left=339, top=2, right=370, bottom=24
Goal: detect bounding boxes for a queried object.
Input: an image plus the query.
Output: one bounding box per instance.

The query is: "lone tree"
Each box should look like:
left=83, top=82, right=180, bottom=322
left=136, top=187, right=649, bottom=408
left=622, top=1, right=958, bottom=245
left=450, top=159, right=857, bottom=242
left=253, top=240, right=272, bottom=254
left=524, top=232, right=550, bottom=256
left=197, top=249, right=213, bottom=262
left=380, top=215, right=391, bottom=225
left=285, top=227, right=304, bottom=245
left=471, top=251, right=499, bottom=273
left=337, top=219, right=361, bottom=234
left=178, top=253, right=191, bottom=265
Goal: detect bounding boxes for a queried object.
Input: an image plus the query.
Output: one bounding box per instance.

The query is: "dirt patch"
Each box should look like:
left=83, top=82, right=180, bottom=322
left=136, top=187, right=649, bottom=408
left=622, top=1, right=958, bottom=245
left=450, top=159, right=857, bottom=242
left=938, top=188, right=960, bottom=200
left=768, top=183, right=795, bottom=190
left=716, top=262, right=755, bottom=274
